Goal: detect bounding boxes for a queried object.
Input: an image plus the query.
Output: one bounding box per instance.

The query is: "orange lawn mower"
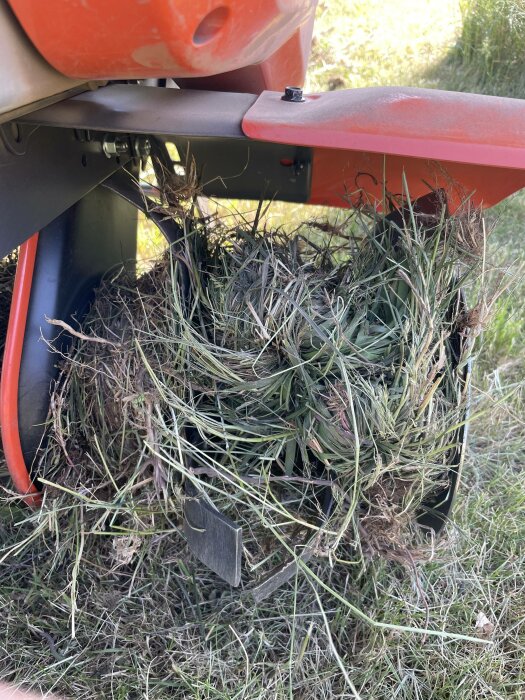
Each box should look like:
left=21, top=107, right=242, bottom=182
left=0, top=0, right=523, bottom=588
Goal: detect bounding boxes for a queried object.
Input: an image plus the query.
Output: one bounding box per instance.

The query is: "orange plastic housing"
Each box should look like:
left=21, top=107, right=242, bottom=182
left=0, top=234, right=41, bottom=507
left=7, top=0, right=316, bottom=88
left=243, top=87, right=525, bottom=211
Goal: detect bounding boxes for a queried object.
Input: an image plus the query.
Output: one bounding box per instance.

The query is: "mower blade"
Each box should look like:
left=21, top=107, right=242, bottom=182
left=248, top=539, right=317, bottom=604
left=184, top=496, right=242, bottom=587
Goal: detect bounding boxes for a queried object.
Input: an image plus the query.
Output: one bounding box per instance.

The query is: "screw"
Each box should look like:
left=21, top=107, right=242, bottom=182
left=103, top=135, right=130, bottom=158
left=132, top=136, right=151, bottom=159
left=281, top=86, right=305, bottom=103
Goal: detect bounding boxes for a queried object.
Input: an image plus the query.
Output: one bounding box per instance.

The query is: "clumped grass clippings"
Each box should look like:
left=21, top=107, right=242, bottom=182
left=2, top=414, right=523, bottom=700
left=33, top=196, right=485, bottom=600
left=1, top=1, right=524, bottom=696
left=0, top=198, right=522, bottom=700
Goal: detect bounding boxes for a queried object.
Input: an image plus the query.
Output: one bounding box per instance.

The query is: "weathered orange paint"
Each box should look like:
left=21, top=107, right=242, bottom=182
left=243, top=87, right=525, bottom=210
left=308, top=148, right=525, bottom=212
left=7, top=0, right=317, bottom=86
left=0, top=234, right=42, bottom=507
left=178, top=21, right=314, bottom=93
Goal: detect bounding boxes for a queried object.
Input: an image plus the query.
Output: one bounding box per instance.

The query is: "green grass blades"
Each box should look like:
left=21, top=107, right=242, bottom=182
left=22, top=194, right=483, bottom=650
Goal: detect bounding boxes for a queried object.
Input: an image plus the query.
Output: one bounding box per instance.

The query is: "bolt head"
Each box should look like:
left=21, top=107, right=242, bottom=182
left=281, top=86, right=305, bottom=103
left=133, top=136, right=151, bottom=158
left=103, top=135, right=130, bottom=158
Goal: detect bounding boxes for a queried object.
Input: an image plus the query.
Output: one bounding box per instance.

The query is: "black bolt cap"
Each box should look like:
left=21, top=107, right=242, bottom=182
left=281, top=86, right=305, bottom=102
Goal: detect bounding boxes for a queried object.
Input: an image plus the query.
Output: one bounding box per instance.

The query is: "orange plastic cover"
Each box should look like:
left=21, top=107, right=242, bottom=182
left=0, top=234, right=41, bottom=507
left=7, top=0, right=316, bottom=86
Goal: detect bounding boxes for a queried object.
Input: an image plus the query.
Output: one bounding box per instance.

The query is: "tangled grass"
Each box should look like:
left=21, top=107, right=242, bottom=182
left=0, top=194, right=494, bottom=694
left=1, top=396, right=524, bottom=700
left=36, top=196, right=481, bottom=580
left=0, top=191, right=522, bottom=699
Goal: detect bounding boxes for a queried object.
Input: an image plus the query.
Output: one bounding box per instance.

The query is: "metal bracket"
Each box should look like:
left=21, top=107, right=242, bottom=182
left=0, top=122, right=132, bottom=257
left=17, top=85, right=312, bottom=205
left=184, top=495, right=243, bottom=587
left=20, top=85, right=257, bottom=139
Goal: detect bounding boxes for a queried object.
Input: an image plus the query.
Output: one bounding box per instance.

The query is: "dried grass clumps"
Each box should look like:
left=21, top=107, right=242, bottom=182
left=39, top=199, right=482, bottom=583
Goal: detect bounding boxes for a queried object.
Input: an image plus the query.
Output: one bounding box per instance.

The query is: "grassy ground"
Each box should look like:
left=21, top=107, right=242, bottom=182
left=2, top=1, right=525, bottom=699
left=307, top=0, right=461, bottom=92
left=434, top=0, right=525, bottom=97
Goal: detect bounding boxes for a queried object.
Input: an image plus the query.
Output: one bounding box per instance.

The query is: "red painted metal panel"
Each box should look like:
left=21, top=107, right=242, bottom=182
left=243, top=87, right=525, bottom=210
left=0, top=234, right=41, bottom=507
left=7, top=0, right=317, bottom=85
left=309, top=148, right=525, bottom=211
